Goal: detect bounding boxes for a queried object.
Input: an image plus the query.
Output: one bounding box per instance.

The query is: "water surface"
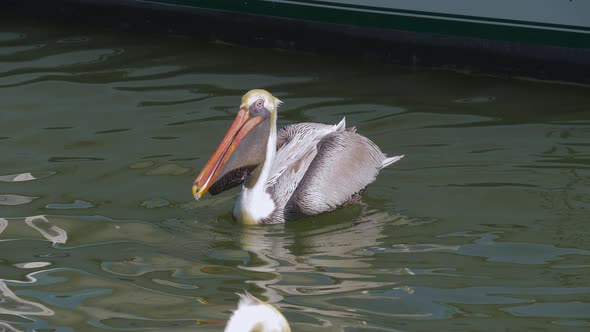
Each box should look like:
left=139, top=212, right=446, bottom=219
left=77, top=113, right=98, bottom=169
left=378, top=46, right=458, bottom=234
left=1, top=17, right=590, bottom=332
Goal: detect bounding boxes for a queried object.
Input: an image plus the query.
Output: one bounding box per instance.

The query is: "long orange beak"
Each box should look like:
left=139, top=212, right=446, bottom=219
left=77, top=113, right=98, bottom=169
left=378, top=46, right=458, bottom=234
left=192, top=107, right=265, bottom=200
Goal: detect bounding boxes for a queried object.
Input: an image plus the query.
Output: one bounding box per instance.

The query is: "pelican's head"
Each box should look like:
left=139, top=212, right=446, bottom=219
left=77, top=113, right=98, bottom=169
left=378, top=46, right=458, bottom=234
left=192, top=89, right=281, bottom=200
left=224, top=292, right=291, bottom=332
left=239, top=89, right=282, bottom=116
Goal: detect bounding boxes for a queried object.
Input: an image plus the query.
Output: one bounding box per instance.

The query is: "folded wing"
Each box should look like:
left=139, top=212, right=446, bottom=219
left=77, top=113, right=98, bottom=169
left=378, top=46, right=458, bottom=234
left=285, top=130, right=403, bottom=219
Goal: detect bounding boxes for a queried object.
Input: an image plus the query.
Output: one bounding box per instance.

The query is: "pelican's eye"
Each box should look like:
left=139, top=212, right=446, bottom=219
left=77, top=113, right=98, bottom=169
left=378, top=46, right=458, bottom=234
left=255, top=99, right=264, bottom=110
left=249, top=98, right=267, bottom=116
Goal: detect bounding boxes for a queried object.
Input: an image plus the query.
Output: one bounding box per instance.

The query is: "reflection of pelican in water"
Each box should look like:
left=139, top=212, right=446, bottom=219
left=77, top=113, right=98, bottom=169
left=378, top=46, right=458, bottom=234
left=235, top=209, right=416, bottom=329
left=224, top=292, right=290, bottom=332
left=192, top=89, right=403, bottom=224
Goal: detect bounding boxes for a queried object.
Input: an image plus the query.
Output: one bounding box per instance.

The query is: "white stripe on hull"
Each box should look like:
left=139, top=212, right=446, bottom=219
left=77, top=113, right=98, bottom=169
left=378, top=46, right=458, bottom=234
left=265, top=0, right=590, bottom=33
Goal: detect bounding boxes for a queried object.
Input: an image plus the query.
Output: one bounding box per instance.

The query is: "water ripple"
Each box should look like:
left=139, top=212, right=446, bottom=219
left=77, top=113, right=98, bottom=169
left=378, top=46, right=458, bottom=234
left=0, top=44, right=44, bottom=56
left=0, top=321, right=23, bottom=332
left=503, top=302, right=590, bottom=318
left=0, top=171, right=55, bottom=182
left=379, top=232, right=590, bottom=265
left=56, top=36, right=90, bottom=44
left=45, top=200, right=94, bottom=210
left=94, top=128, right=131, bottom=134
left=0, top=218, right=7, bottom=235
left=2, top=48, right=124, bottom=72
left=365, top=286, right=590, bottom=321
left=0, top=194, right=38, bottom=206
left=14, top=262, right=52, bottom=269
left=453, top=96, right=496, bottom=104
left=0, top=280, right=54, bottom=316
left=0, top=32, right=25, bottom=42
left=0, top=72, right=75, bottom=87
left=48, top=156, right=105, bottom=162
left=114, top=73, right=311, bottom=91
left=24, top=215, right=67, bottom=244
left=124, top=65, right=184, bottom=78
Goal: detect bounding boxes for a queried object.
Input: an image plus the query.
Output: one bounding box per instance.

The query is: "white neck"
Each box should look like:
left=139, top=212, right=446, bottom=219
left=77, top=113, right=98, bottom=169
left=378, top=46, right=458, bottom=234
left=250, top=111, right=277, bottom=195
left=233, top=112, right=277, bottom=224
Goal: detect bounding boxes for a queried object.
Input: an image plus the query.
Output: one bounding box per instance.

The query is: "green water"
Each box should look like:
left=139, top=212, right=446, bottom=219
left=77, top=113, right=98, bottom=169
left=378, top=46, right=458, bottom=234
left=1, top=18, right=590, bottom=332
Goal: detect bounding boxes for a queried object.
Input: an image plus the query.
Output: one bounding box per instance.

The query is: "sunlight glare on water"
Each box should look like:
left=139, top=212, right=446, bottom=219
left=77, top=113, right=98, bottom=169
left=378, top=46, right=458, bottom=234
left=1, top=16, right=590, bottom=332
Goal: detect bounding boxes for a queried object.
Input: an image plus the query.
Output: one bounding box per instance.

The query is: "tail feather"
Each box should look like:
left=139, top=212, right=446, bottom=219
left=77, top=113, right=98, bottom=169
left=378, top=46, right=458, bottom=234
left=381, top=155, right=404, bottom=169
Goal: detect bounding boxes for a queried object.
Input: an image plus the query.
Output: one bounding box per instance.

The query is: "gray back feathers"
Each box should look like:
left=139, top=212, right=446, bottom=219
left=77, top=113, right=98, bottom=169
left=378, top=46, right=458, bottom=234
left=266, top=120, right=403, bottom=222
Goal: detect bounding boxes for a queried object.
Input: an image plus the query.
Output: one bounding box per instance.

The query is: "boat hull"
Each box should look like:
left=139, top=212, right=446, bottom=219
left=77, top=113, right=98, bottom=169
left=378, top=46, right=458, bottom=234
left=6, top=0, right=590, bottom=81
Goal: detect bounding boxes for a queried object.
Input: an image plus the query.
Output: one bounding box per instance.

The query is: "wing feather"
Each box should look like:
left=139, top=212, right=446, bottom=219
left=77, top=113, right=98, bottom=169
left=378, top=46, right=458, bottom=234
left=266, top=121, right=346, bottom=217
left=286, top=131, right=402, bottom=218
left=269, top=121, right=345, bottom=190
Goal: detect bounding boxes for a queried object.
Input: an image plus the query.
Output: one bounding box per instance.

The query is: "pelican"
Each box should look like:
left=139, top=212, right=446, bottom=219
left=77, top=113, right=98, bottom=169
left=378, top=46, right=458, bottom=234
left=224, top=292, right=290, bottom=332
left=192, top=89, right=403, bottom=224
